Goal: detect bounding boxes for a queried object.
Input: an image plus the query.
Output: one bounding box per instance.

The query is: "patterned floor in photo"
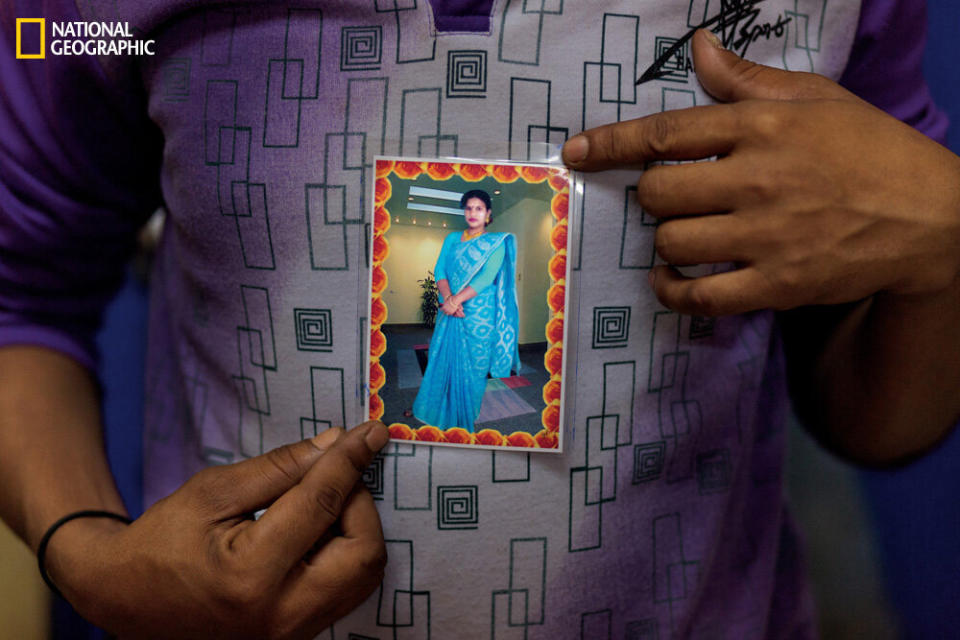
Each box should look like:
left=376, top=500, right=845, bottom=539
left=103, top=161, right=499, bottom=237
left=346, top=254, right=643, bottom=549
left=378, top=325, right=549, bottom=434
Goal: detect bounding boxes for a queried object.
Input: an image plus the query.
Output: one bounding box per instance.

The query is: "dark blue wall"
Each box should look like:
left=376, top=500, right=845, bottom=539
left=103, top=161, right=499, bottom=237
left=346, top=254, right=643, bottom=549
left=857, top=5, right=960, bottom=637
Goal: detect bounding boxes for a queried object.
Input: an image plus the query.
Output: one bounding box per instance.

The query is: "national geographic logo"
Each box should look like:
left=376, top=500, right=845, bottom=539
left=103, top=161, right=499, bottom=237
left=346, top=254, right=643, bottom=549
left=15, top=18, right=45, bottom=59
left=15, top=18, right=156, bottom=59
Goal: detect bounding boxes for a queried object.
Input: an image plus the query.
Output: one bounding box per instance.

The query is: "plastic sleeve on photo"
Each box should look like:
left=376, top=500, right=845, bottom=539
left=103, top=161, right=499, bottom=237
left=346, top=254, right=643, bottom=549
left=0, top=3, right=163, bottom=372
left=467, top=243, right=505, bottom=295
left=839, top=0, right=948, bottom=143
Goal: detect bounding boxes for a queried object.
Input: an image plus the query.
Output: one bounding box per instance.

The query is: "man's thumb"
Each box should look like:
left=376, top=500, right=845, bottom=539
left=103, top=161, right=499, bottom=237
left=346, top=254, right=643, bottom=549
left=691, top=29, right=848, bottom=102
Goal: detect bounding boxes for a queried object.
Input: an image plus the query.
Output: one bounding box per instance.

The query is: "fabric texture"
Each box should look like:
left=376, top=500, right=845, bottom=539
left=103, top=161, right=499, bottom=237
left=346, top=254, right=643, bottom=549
left=458, top=241, right=504, bottom=295
left=414, top=232, right=519, bottom=430
left=839, top=0, right=948, bottom=143
left=0, top=0, right=948, bottom=638
left=0, top=0, right=163, bottom=370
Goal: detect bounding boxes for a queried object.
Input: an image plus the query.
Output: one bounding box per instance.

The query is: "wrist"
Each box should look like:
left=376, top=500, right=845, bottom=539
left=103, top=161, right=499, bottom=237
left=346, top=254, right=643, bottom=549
left=42, top=512, right=130, bottom=605
left=876, top=271, right=960, bottom=309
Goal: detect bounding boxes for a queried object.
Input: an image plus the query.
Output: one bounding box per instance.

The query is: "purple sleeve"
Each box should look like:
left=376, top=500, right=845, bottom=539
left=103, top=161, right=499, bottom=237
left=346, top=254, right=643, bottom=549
left=839, top=0, right=948, bottom=144
left=0, top=0, right=162, bottom=371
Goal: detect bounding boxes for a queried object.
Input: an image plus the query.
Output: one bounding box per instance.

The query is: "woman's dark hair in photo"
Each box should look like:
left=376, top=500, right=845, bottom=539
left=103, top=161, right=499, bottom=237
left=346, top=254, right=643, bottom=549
left=460, top=189, right=493, bottom=226
left=460, top=189, right=492, bottom=211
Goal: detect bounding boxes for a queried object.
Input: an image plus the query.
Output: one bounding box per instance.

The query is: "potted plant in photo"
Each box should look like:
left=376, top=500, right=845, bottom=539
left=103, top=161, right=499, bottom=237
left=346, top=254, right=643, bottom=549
left=418, top=270, right=439, bottom=328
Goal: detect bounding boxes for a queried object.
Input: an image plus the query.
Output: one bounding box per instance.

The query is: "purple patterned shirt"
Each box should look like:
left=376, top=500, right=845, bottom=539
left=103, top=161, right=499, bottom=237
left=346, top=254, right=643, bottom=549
left=0, top=1, right=946, bottom=637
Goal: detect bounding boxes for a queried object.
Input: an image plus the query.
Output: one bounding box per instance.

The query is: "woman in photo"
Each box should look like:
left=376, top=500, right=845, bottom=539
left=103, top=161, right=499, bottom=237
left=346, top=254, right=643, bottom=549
left=412, top=189, right=521, bottom=431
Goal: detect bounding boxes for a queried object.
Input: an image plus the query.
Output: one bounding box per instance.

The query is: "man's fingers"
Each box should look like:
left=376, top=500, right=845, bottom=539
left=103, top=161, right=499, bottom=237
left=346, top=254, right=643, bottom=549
left=272, top=488, right=387, bottom=635
left=654, top=215, right=751, bottom=265
left=338, top=484, right=384, bottom=542
left=189, top=427, right=343, bottom=517
left=308, top=487, right=385, bottom=577
left=638, top=160, right=752, bottom=217
left=238, top=420, right=389, bottom=571
left=563, top=30, right=854, bottom=173
left=649, top=265, right=771, bottom=316
left=562, top=104, right=740, bottom=171
left=275, top=543, right=383, bottom=636
left=691, top=29, right=850, bottom=102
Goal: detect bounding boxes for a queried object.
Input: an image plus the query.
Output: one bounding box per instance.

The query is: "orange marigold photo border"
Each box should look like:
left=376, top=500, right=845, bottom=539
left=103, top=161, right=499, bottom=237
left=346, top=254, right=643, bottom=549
left=368, top=158, right=571, bottom=451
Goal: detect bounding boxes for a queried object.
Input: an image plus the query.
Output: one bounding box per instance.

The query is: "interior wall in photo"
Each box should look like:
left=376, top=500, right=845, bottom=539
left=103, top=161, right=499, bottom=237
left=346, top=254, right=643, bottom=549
left=380, top=196, right=553, bottom=345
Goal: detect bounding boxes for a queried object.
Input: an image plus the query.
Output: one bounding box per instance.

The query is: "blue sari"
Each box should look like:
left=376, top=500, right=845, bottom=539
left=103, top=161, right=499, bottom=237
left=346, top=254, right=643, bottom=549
left=413, top=232, right=520, bottom=431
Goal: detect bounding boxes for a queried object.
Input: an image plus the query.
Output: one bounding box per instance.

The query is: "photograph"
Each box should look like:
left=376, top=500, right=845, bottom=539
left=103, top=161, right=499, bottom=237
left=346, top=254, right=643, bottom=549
left=367, top=157, right=571, bottom=451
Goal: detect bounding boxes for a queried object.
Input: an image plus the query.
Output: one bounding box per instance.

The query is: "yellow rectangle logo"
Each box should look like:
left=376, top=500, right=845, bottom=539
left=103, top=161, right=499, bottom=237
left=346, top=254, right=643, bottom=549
left=15, top=18, right=45, bottom=59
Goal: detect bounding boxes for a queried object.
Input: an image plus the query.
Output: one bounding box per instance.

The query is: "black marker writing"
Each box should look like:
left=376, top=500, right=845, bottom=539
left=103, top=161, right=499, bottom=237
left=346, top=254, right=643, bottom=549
left=636, top=0, right=791, bottom=86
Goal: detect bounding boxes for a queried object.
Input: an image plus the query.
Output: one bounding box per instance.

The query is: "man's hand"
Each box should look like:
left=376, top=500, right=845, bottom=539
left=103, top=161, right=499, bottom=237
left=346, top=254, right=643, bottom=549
left=45, top=421, right=390, bottom=640
left=563, top=29, right=960, bottom=316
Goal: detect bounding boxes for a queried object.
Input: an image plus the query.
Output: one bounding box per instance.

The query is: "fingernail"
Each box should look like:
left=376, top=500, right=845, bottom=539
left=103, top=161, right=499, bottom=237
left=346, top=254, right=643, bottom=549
left=312, top=427, right=343, bottom=448
left=648, top=269, right=657, bottom=288
left=702, top=30, right=724, bottom=50
left=563, top=135, right=589, bottom=165
left=364, top=422, right=390, bottom=451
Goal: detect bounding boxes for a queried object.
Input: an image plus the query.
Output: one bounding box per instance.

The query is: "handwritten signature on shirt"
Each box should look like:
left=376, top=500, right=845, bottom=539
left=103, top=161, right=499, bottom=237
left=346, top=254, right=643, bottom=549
left=637, top=0, right=792, bottom=86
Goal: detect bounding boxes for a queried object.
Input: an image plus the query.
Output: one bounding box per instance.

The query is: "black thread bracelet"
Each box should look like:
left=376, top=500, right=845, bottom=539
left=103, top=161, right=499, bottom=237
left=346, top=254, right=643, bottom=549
left=37, top=510, right=133, bottom=600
